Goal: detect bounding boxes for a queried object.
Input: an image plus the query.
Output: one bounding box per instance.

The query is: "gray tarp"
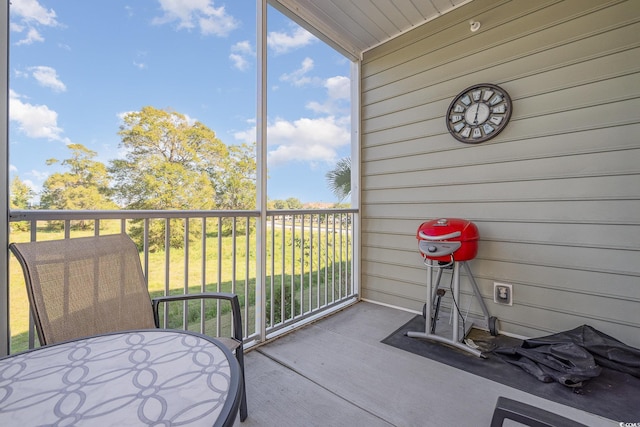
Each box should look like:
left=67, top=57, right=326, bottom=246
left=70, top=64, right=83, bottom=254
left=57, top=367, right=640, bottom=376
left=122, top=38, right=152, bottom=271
left=494, top=325, right=640, bottom=387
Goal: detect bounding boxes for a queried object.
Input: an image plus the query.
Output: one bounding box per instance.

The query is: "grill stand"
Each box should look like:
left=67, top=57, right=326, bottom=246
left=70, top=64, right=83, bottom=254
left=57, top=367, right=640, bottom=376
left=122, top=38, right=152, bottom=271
left=407, top=260, right=496, bottom=358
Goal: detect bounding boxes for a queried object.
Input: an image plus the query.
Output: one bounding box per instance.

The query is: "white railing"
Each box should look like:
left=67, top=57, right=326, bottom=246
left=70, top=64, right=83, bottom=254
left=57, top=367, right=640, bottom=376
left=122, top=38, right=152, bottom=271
left=6, top=209, right=358, bottom=354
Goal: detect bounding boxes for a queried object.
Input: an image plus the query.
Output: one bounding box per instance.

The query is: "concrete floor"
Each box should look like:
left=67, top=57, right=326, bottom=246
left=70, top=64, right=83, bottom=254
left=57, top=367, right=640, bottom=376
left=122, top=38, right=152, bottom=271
left=233, top=301, right=617, bottom=427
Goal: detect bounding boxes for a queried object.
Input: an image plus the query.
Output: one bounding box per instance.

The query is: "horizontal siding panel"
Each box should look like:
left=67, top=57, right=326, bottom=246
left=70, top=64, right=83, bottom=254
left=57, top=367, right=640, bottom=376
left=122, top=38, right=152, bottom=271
left=363, top=239, right=640, bottom=281
left=363, top=97, right=640, bottom=147
left=361, top=259, right=424, bottom=281
left=363, top=47, right=640, bottom=134
left=364, top=70, right=640, bottom=141
left=479, top=241, right=639, bottom=274
left=363, top=0, right=580, bottom=84
left=363, top=246, right=418, bottom=268
left=362, top=232, right=415, bottom=252
left=363, top=1, right=638, bottom=105
left=362, top=200, right=640, bottom=224
left=360, top=287, right=423, bottom=313
left=479, top=222, right=640, bottom=250
left=363, top=19, right=640, bottom=119
left=506, top=283, right=638, bottom=323
left=363, top=150, right=640, bottom=186
left=364, top=221, right=640, bottom=252
left=362, top=123, right=640, bottom=164
left=489, top=301, right=640, bottom=344
left=361, top=217, right=428, bottom=235
left=363, top=176, right=640, bottom=204
left=471, top=260, right=640, bottom=301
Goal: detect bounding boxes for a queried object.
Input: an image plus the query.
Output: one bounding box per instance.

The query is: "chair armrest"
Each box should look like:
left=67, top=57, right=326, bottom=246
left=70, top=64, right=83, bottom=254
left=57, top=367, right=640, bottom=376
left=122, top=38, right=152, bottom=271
left=151, top=292, right=243, bottom=342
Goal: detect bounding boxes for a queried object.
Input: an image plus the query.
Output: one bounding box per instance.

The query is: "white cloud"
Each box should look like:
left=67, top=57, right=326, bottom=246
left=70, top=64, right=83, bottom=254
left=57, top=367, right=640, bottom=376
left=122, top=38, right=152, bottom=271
left=230, top=40, right=253, bottom=71
left=307, top=75, right=350, bottom=115
left=10, top=0, right=59, bottom=26
left=234, top=116, right=350, bottom=166
left=22, top=179, right=40, bottom=193
left=268, top=26, right=317, bottom=54
left=9, top=90, right=69, bottom=143
left=117, top=110, right=197, bottom=126
left=280, top=57, right=318, bottom=87
left=10, top=0, right=60, bottom=45
left=15, top=27, right=45, bottom=46
left=10, top=22, right=25, bottom=32
left=232, top=40, right=253, bottom=54
left=133, top=51, right=148, bottom=70
left=9, top=165, right=18, bottom=173
left=28, top=169, right=50, bottom=181
left=325, top=76, right=350, bottom=100
left=29, top=66, right=66, bottom=92
left=153, top=0, right=238, bottom=36
left=229, top=54, right=248, bottom=71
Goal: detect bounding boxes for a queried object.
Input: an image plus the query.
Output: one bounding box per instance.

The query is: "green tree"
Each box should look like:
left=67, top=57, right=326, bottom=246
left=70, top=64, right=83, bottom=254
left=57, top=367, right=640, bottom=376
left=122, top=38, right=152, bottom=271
left=111, top=106, right=237, bottom=248
left=270, top=199, right=288, bottom=209
left=111, top=107, right=226, bottom=209
left=285, top=197, right=303, bottom=209
left=325, top=157, right=351, bottom=202
left=40, top=144, right=116, bottom=229
left=10, top=176, right=36, bottom=232
left=10, top=176, right=35, bottom=209
left=214, top=142, right=257, bottom=211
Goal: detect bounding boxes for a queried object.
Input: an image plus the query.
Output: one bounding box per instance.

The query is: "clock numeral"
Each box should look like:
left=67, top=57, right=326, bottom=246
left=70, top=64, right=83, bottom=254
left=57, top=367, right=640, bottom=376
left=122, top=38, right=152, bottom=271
left=451, top=115, right=463, bottom=123
left=483, top=123, right=494, bottom=134
left=490, top=95, right=502, bottom=106
left=453, top=104, right=464, bottom=113
left=460, top=127, right=471, bottom=138
left=482, top=90, right=494, bottom=101
left=472, top=128, right=482, bottom=138
left=492, top=104, right=505, bottom=114
left=489, top=116, right=503, bottom=125
left=472, top=90, right=482, bottom=101
left=460, top=95, right=471, bottom=106
left=453, top=122, right=465, bottom=132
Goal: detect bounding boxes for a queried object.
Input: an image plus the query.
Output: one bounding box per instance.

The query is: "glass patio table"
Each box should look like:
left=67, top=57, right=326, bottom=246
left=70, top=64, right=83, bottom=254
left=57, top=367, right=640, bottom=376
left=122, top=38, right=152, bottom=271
left=0, top=329, right=242, bottom=426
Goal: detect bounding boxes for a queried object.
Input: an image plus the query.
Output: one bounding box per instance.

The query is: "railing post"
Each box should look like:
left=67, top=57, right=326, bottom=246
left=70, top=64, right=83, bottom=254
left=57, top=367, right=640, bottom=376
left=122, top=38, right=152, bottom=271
left=0, top=0, right=8, bottom=356
left=255, top=0, right=268, bottom=344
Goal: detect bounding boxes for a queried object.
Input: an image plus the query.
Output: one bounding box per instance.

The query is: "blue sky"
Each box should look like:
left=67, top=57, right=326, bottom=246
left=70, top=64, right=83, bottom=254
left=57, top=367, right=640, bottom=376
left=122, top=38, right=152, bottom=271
left=8, top=0, right=352, bottom=205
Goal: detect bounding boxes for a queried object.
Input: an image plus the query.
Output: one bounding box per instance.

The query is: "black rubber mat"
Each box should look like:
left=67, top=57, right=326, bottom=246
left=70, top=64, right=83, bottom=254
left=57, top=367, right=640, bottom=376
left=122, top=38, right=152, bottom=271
left=381, top=315, right=640, bottom=422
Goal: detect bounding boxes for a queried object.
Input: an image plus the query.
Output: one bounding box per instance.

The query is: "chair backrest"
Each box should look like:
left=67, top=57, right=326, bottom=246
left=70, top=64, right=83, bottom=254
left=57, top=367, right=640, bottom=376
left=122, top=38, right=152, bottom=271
left=10, top=234, right=157, bottom=345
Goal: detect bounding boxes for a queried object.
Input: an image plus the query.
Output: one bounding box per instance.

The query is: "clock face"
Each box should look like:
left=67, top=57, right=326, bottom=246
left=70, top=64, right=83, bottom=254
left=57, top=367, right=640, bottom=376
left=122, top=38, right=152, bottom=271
left=446, top=83, right=512, bottom=144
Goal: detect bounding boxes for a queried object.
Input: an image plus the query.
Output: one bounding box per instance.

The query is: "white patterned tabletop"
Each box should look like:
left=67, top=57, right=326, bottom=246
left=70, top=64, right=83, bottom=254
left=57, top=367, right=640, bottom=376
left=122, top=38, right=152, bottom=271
left=0, top=329, right=241, bottom=426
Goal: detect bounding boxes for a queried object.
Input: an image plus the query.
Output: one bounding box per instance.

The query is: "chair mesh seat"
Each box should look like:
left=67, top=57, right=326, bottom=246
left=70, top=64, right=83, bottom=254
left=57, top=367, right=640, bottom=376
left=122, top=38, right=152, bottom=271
left=13, top=235, right=156, bottom=344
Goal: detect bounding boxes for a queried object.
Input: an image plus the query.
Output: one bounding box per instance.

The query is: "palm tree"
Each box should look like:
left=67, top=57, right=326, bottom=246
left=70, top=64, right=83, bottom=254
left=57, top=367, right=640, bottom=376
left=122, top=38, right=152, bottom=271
left=325, top=157, right=351, bottom=201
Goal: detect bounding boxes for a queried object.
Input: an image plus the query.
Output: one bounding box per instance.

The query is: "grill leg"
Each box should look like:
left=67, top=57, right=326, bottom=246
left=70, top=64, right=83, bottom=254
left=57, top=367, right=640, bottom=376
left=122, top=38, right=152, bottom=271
left=430, top=289, right=446, bottom=333
left=407, top=261, right=484, bottom=358
left=461, top=261, right=499, bottom=335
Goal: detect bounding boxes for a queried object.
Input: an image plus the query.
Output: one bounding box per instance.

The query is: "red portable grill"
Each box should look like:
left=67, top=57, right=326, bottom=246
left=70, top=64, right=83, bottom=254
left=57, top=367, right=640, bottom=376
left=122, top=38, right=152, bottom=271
left=408, top=218, right=497, bottom=357
left=416, top=218, right=479, bottom=262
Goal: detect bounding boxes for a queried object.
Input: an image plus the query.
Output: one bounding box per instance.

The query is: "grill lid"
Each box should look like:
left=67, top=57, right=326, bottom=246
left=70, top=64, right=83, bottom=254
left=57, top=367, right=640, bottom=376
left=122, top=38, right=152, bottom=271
left=416, top=218, right=479, bottom=261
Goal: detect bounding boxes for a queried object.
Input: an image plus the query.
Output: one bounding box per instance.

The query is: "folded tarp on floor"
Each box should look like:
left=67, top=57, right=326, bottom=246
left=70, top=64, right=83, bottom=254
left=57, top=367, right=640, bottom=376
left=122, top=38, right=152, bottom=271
left=494, top=325, right=640, bottom=387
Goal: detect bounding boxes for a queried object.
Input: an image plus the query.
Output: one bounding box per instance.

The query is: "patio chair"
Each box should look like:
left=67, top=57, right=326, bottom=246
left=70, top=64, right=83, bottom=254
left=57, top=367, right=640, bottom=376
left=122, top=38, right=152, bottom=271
left=490, top=396, right=586, bottom=427
left=9, top=233, right=248, bottom=422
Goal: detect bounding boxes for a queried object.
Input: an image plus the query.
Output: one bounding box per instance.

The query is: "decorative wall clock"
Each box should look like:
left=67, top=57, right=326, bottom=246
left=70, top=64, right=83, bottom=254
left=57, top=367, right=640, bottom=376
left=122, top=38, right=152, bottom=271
left=445, top=83, right=512, bottom=144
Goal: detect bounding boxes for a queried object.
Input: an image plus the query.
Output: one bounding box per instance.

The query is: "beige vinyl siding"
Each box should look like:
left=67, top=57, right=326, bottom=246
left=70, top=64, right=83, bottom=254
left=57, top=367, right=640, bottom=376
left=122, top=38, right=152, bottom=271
left=359, top=0, right=640, bottom=346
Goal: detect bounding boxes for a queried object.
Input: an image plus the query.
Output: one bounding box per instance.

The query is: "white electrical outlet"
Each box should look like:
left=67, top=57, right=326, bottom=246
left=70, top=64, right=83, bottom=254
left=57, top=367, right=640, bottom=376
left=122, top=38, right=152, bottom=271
left=493, top=282, right=513, bottom=306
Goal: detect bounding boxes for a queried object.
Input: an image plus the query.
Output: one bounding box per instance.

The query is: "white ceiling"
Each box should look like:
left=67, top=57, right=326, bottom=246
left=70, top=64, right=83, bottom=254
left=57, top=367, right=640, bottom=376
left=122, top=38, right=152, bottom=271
left=269, top=0, right=474, bottom=60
